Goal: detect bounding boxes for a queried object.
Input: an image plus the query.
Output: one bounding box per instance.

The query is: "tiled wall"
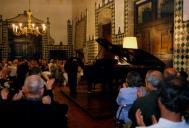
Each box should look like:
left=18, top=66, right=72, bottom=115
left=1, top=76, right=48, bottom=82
left=1, top=20, right=8, bottom=60
left=42, top=45, right=72, bottom=60
left=174, top=0, right=189, bottom=72
left=67, top=20, right=73, bottom=46
left=86, top=36, right=98, bottom=62
left=91, top=0, right=114, bottom=61
left=114, top=33, right=125, bottom=45
left=124, top=0, right=134, bottom=37
left=95, top=0, right=115, bottom=41
left=94, top=0, right=134, bottom=45
left=71, top=0, right=135, bottom=62
left=75, top=13, right=87, bottom=49
left=114, top=0, right=134, bottom=45
left=0, top=16, right=72, bottom=60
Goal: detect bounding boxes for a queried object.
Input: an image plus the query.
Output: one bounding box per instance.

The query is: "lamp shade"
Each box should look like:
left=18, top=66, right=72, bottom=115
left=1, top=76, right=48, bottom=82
left=123, top=37, right=138, bottom=49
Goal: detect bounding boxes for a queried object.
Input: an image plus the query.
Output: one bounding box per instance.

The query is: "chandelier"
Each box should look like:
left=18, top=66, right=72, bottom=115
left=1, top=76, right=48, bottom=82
left=11, top=0, right=46, bottom=36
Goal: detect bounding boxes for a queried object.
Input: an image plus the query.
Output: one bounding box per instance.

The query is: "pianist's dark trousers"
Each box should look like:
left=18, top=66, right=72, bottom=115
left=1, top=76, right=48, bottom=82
left=68, top=73, right=77, bottom=95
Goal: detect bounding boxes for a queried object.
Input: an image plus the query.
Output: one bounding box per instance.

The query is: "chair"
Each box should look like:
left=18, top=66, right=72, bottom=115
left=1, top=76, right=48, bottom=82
left=115, top=104, right=132, bottom=128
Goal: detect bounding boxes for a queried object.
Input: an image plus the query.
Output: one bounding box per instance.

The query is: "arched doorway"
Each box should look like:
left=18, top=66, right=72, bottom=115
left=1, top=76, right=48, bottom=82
left=96, top=7, right=113, bottom=59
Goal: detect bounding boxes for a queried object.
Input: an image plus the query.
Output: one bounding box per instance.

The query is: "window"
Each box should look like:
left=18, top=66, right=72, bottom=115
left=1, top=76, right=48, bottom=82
left=157, top=0, right=174, bottom=19
left=135, top=0, right=174, bottom=24
left=137, top=1, right=152, bottom=24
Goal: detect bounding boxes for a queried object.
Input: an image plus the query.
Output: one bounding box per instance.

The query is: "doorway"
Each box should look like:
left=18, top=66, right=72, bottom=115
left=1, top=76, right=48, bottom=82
left=98, top=22, right=113, bottom=59
left=102, top=23, right=112, bottom=42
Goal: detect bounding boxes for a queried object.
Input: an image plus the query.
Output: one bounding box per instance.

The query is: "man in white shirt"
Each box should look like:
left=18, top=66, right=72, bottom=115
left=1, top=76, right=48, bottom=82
left=136, top=76, right=189, bottom=128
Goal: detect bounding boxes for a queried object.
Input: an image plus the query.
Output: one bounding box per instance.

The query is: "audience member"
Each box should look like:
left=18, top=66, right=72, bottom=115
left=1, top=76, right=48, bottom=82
left=8, top=59, right=17, bottom=82
left=163, top=67, right=177, bottom=79
left=0, top=65, right=7, bottom=88
left=39, top=59, right=49, bottom=71
left=54, top=60, right=64, bottom=87
left=13, top=75, right=46, bottom=101
left=129, top=70, right=163, bottom=127
left=178, top=70, right=188, bottom=81
left=28, top=66, right=42, bottom=75
left=0, top=75, right=68, bottom=128
left=116, top=71, right=144, bottom=125
left=13, top=75, right=55, bottom=104
left=0, top=88, right=9, bottom=101
left=136, top=76, right=189, bottom=128
left=15, top=59, right=29, bottom=91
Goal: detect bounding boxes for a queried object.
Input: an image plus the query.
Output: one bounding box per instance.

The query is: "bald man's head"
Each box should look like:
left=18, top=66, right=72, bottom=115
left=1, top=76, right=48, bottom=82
left=145, top=70, right=163, bottom=90
left=23, top=75, right=44, bottom=97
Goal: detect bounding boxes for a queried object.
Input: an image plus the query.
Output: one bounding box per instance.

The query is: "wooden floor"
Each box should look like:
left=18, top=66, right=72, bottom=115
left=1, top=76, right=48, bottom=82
left=62, top=83, right=118, bottom=119
left=53, top=85, right=115, bottom=128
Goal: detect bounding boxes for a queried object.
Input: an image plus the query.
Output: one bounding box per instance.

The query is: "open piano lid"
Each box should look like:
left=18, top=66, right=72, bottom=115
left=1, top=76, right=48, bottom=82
left=96, top=38, right=165, bottom=67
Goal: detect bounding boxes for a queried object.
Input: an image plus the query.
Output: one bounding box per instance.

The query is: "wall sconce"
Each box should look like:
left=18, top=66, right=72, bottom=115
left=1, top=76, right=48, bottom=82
left=122, top=37, right=138, bottom=49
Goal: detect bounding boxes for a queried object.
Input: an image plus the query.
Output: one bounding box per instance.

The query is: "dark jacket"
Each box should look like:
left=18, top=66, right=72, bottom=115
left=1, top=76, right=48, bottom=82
left=64, top=57, right=84, bottom=74
left=0, top=99, right=68, bottom=128
left=128, top=90, right=160, bottom=127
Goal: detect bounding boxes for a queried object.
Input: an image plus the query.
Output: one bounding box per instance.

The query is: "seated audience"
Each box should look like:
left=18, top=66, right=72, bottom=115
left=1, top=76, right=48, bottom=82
left=0, top=65, right=8, bottom=87
left=129, top=70, right=163, bottom=128
left=15, top=59, right=29, bottom=91
left=0, top=75, right=68, bottom=128
left=28, top=66, right=42, bottom=75
left=136, top=76, right=189, bottom=128
left=8, top=59, right=17, bottom=82
left=116, top=71, right=144, bottom=125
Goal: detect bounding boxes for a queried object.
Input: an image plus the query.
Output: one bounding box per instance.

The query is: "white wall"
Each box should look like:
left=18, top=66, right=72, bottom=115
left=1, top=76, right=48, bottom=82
left=115, top=0, right=124, bottom=34
left=72, top=0, right=126, bottom=40
left=0, top=0, right=127, bottom=44
left=0, top=0, right=72, bottom=45
left=72, top=0, right=98, bottom=41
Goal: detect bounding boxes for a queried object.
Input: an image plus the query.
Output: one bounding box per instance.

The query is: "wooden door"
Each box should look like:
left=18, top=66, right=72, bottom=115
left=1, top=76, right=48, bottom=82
left=136, top=19, right=173, bottom=66
left=98, top=23, right=113, bottom=59
left=102, top=23, right=112, bottom=42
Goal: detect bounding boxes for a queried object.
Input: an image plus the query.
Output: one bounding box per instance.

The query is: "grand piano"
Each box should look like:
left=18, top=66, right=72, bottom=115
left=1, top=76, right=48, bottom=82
left=84, top=38, right=165, bottom=92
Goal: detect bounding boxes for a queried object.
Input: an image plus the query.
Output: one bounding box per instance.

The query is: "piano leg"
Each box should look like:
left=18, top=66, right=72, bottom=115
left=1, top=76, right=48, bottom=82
left=88, top=81, right=92, bottom=93
left=88, top=81, right=96, bottom=93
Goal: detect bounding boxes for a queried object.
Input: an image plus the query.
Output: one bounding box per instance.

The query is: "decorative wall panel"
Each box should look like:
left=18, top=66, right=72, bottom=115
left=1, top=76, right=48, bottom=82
left=124, top=0, right=134, bottom=36
left=0, top=12, right=72, bottom=60
left=75, top=12, right=87, bottom=49
left=86, top=36, right=98, bottom=62
left=174, top=0, right=189, bottom=72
